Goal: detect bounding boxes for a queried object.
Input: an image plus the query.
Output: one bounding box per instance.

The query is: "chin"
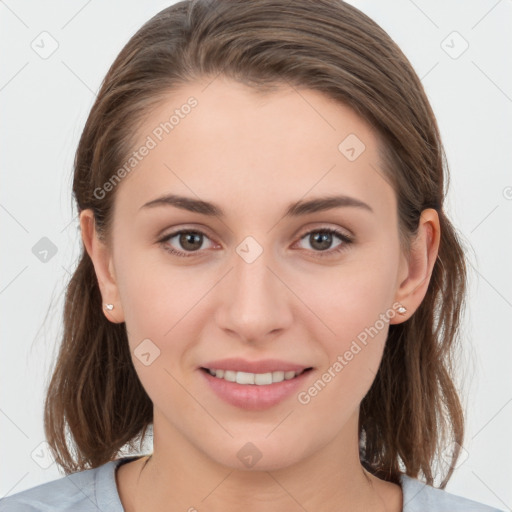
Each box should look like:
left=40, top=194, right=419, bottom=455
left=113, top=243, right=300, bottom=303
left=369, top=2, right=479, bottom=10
left=203, top=434, right=311, bottom=473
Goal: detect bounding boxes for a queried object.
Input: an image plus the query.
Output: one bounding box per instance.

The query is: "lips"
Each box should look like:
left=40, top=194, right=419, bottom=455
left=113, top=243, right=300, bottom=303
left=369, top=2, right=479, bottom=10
left=198, top=358, right=314, bottom=410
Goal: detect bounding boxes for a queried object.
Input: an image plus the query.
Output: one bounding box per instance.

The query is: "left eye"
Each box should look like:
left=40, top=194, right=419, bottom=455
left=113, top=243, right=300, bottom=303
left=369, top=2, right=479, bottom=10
left=159, top=227, right=353, bottom=258
left=296, top=228, right=352, bottom=255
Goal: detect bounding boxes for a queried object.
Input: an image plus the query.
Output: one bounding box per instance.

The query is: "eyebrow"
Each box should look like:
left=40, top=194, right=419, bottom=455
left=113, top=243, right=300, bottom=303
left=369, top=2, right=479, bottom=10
left=139, top=193, right=373, bottom=217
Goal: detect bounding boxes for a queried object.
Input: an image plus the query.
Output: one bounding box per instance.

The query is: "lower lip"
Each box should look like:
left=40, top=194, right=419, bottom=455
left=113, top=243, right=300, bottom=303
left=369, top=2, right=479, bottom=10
left=200, top=368, right=313, bottom=411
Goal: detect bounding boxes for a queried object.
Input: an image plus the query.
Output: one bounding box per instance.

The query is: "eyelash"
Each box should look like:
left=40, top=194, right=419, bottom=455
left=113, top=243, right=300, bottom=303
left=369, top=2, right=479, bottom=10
left=158, top=227, right=353, bottom=259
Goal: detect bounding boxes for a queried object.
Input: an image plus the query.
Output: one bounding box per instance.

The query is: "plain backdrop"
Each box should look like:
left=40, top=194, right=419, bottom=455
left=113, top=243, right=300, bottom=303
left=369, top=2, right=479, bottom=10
left=1, top=0, right=511, bottom=509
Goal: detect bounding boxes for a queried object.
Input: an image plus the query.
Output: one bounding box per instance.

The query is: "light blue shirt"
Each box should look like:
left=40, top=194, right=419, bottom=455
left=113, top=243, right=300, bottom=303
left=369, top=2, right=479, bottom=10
left=0, top=456, right=505, bottom=511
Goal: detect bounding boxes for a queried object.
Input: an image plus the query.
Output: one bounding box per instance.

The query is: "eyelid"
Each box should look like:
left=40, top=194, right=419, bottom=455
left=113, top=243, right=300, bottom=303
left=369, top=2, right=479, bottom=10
left=157, top=222, right=353, bottom=242
left=295, top=222, right=354, bottom=240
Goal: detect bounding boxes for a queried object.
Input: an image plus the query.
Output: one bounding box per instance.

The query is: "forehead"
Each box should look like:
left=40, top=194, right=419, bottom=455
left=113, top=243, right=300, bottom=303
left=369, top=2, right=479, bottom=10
left=112, top=76, right=395, bottom=221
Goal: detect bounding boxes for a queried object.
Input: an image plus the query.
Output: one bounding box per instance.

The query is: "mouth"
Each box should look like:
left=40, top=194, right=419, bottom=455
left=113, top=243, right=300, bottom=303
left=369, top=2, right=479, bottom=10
left=200, top=367, right=313, bottom=386
left=199, top=362, right=315, bottom=410
left=198, top=357, right=315, bottom=410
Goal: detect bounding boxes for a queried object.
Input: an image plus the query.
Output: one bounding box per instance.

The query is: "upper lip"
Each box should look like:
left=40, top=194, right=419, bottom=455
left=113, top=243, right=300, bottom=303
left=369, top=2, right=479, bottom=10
left=201, top=358, right=312, bottom=374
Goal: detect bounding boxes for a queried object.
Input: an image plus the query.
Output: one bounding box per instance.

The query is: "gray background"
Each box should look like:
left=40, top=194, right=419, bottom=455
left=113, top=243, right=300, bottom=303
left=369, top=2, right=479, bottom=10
left=1, top=0, right=511, bottom=509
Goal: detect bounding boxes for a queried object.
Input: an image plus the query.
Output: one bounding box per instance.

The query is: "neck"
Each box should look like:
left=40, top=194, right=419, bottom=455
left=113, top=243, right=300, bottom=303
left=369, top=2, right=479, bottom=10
left=120, top=410, right=400, bottom=512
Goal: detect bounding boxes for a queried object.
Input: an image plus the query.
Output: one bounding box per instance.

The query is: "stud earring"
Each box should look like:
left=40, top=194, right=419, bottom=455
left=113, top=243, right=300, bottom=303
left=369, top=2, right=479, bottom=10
left=104, top=304, right=114, bottom=311
left=396, top=305, right=407, bottom=315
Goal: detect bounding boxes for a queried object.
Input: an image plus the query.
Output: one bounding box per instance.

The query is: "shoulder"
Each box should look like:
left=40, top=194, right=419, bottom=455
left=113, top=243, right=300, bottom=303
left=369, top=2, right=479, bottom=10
left=400, top=474, right=505, bottom=512
left=0, top=457, right=136, bottom=512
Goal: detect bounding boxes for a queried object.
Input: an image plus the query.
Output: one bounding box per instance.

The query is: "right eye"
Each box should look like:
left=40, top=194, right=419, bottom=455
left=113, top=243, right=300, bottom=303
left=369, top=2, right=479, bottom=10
left=159, top=229, right=215, bottom=257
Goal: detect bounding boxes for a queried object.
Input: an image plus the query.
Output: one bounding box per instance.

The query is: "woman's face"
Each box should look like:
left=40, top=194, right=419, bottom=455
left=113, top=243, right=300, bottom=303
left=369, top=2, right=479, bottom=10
left=90, top=77, right=412, bottom=471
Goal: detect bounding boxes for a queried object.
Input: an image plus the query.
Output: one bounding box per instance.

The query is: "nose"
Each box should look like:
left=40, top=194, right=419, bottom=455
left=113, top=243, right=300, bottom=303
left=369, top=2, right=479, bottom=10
left=215, top=244, right=294, bottom=344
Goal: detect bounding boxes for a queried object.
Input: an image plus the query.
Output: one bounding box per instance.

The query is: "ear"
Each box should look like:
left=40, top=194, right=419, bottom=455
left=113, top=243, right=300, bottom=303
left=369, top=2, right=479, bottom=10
left=79, top=209, right=125, bottom=324
left=390, top=208, right=440, bottom=325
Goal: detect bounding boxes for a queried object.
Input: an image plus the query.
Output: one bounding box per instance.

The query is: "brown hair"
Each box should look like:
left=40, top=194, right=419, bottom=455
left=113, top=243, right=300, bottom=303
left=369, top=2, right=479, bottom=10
left=44, top=0, right=467, bottom=487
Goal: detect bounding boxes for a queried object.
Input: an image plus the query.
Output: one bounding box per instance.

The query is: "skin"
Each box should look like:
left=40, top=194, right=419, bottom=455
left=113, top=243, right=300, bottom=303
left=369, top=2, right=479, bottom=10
left=80, top=76, right=440, bottom=512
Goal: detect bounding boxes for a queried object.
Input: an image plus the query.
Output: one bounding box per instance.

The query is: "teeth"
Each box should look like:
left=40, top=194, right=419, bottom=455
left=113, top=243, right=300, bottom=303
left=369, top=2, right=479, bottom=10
left=236, top=371, right=254, bottom=385
left=207, top=368, right=302, bottom=385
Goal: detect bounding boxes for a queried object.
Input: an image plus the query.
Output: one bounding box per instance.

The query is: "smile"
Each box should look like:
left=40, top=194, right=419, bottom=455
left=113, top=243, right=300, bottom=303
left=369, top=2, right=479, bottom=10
left=199, top=366, right=314, bottom=410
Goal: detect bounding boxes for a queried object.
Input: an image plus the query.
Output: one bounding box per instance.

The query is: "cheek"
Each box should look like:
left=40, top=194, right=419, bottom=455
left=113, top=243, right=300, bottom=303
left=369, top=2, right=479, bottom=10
left=115, top=261, right=205, bottom=413
left=298, top=243, right=399, bottom=341
left=293, top=245, right=399, bottom=405
left=294, top=287, right=393, bottom=432
left=114, top=242, right=206, bottom=338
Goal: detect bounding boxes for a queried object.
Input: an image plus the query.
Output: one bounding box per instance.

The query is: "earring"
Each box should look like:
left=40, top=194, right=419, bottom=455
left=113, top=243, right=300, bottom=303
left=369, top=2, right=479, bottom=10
left=396, top=305, right=407, bottom=315
left=104, top=303, right=114, bottom=311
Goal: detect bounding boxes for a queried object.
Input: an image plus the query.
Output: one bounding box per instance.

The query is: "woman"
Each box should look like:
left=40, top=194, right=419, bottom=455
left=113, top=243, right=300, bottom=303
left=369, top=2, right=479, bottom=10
left=0, top=0, right=504, bottom=510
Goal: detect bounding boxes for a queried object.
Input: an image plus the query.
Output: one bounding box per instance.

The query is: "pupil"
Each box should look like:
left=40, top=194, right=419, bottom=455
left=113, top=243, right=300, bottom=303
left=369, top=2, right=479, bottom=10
left=181, top=233, right=202, bottom=251
left=312, top=232, right=331, bottom=250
